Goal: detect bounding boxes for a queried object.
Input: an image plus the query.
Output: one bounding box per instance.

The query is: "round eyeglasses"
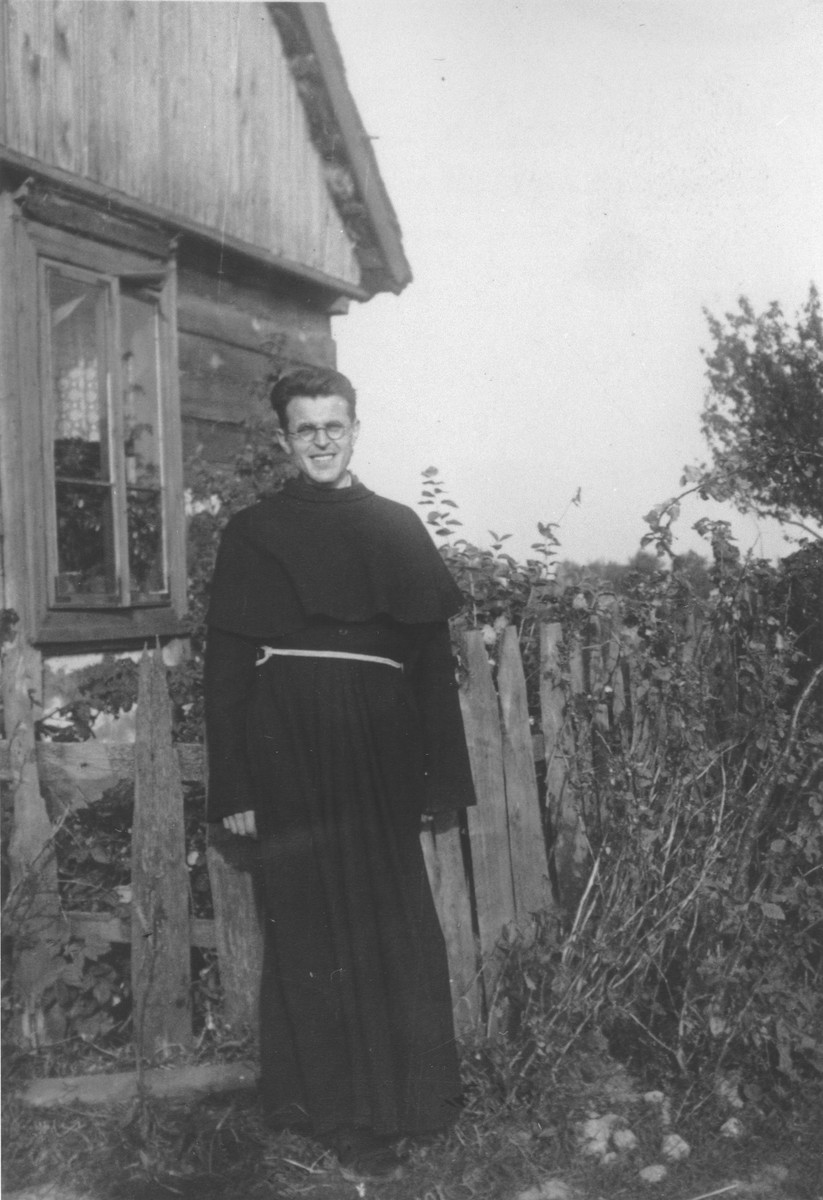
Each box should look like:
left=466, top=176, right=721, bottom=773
left=287, top=421, right=351, bottom=444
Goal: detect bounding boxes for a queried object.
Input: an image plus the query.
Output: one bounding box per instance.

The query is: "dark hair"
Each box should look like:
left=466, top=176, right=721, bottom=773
left=268, top=366, right=357, bottom=429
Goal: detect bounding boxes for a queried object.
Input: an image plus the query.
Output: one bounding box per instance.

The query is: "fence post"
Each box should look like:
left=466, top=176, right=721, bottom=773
left=131, top=649, right=192, bottom=1056
left=459, top=630, right=516, bottom=996
left=421, top=812, right=480, bottom=1031
left=588, top=599, right=623, bottom=836
left=1, top=629, right=67, bottom=1046
left=497, top=626, right=553, bottom=924
left=205, top=828, right=264, bottom=1037
left=539, top=622, right=588, bottom=912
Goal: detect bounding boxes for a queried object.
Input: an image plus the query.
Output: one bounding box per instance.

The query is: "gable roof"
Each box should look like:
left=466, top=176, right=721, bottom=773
left=270, top=3, right=412, bottom=296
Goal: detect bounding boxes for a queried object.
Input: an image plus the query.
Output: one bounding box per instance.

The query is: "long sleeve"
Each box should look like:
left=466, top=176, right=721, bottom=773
left=204, top=625, right=258, bottom=822
left=406, top=623, right=477, bottom=814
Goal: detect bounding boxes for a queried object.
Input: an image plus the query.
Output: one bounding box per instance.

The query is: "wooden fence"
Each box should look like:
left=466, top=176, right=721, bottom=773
left=1, top=607, right=625, bottom=1052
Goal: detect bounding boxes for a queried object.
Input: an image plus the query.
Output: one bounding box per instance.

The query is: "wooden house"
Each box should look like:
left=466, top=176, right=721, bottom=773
left=0, top=0, right=411, bottom=653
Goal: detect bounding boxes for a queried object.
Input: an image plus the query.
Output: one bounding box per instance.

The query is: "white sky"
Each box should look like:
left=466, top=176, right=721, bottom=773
left=326, top=0, right=823, bottom=565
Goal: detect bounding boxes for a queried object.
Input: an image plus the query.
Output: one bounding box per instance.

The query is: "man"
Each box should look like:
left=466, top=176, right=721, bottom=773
left=205, top=366, right=476, bottom=1176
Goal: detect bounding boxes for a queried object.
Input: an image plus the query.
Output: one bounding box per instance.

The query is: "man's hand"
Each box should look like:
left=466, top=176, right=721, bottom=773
left=223, top=810, right=257, bottom=837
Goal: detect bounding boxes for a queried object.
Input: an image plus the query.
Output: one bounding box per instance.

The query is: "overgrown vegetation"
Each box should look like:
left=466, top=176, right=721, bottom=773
left=419, top=474, right=823, bottom=1104
left=3, top=293, right=822, bottom=1195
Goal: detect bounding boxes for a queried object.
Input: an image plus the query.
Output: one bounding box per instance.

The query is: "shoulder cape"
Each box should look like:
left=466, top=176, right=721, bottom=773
left=206, top=477, right=464, bottom=638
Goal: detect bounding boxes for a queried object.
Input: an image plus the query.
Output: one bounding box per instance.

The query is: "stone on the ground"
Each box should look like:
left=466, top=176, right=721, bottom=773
left=661, top=1132, right=691, bottom=1161
left=642, top=1090, right=671, bottom=1127
left=715, top=1074, right=745, bottom=1110
left=762, top=1165, right=789, bottom=1183
left=747, top=1164, right=789, bottom=1194
left=577, top=1112, right=620, bottom=1157
left=514, top=1180, right=574, bottom=1200
left=639, top=1164, right=668, bottom=1184
left=720, top=1116, right=745, bottom=1139
left=613, top=1127, right=639, bottom=1151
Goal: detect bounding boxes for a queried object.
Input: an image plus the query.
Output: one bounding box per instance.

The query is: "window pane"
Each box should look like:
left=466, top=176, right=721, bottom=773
left=48, top=270, right=110, bottom=483
left=127, top=489, right=166, bottom=601
left=48, top=269, right=118, bottom=603
left=54, top=481, right=118, bottom=603
left=121, top=288, right=168, bottom=598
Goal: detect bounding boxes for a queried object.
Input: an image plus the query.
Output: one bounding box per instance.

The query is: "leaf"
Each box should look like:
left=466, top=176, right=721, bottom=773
left=760, top=902, right=786, bottom=921
left=81, top=929, right=115, bottom=961
left=93, top=980, right=113, bottom=1005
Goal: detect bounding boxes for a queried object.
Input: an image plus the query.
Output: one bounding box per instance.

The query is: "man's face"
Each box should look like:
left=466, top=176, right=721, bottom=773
left=276, top=394, right=359, bottom=489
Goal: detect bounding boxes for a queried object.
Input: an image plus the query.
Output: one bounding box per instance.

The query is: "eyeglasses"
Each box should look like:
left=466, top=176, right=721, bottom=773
left=286, top=421, right=351, bottom=444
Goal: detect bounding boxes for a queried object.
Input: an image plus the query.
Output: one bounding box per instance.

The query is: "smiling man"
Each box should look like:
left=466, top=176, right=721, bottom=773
left=203, top=366, right=476, bottom=1178
left=275, top=385, right=360, bottom=490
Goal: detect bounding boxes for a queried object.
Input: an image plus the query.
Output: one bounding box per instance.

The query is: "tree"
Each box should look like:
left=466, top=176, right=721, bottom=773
left=696, top=284, right=823, bottom=540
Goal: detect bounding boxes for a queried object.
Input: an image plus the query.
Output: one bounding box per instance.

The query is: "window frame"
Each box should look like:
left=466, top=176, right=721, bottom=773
left=13, top=217, right=187, bottom=646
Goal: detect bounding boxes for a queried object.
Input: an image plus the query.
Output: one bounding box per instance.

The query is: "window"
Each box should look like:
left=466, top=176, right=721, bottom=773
left=46, top=264, right=171, bottom=607
left=7, top=216, right=187, bottom=645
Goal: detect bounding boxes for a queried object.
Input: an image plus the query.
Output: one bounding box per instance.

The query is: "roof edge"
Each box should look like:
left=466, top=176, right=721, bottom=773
left=272, top=3, right=412, bottom=297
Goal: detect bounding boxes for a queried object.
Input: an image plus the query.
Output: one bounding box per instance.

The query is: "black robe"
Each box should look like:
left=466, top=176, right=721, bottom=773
left=204, top=477, right=476, bottom=1137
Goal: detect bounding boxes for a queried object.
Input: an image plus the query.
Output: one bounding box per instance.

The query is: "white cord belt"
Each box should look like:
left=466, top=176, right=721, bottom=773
left=256, top=646, right=404, bottom=671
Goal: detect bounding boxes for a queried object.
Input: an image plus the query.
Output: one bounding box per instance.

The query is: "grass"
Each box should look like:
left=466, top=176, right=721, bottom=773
left=3, top=1030, right=822, bottom=1200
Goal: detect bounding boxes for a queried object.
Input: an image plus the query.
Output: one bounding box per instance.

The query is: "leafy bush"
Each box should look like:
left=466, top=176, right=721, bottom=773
left=489, top=535, right=823, bottom=1106
left=19, top=413, right=822, bottom=1113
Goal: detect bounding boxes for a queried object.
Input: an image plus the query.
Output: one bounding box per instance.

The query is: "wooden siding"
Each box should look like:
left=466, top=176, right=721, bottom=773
left=2, top=1, right=360, bottom=287
left=176, top=263, right=337, bottom=462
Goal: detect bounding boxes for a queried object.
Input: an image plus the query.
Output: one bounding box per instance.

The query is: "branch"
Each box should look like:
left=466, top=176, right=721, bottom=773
left=770, top=517, right=823, bottom=545
left=732, top=660, right=823, bottom=900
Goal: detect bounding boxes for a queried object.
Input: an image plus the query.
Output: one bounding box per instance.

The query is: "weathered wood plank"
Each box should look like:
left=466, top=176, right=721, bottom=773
left=587, top=611, right=611, bottom=839
left=497, top=627, right=553, bottom=925
left=157, top=0, right=188, bottom=213
left=178, top=330, right=266, bottom=428
left=0, top=193, right=21, bottom=616
left=206, top=830, right=264, bottom=1037
left=18, top=184, right=172, bottom=258
left=182, top=416, right=247, bottom=468
left=459, top=631, right=516, bottom=991
left=37, top=740, right=135, bottom=812
left=50, top=0, right=84, bottom=173
left=0, top=740, right=205, bottom=795
left=598, top=596, right=625, bottom=729
left=177, top=291, right=335, bottom=364
left=22, top=1061, right=257, bottom=1109
left=2, top=2, right=360, bottom=285
left=17, top=1, right=50, bottom=161
left=67, top=909, right=216, bottom=951
left=2, top=154, right=52, bottom=641
left=131, top=651, right=192, bottom=1054
left=128, top=0, right=162, bottom=205
left=0, top=0, right=8, bottom=145
left=421, top=813, right=480, bottom=1031
left=1, top=632, right=68, bottom=1047
left=539, top=623, right=587, bottom=912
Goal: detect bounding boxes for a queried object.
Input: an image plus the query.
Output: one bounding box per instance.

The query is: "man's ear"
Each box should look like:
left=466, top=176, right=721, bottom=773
left=351, top=419, right=361, bottom=444
left=275, top=427, right=291, bottom=455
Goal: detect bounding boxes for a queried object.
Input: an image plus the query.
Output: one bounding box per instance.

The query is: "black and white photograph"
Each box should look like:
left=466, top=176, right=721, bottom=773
left=1, top=3, right=822, bottom=1198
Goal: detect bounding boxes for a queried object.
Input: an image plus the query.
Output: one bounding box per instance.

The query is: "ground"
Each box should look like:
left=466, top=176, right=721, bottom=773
left=3, top=1072, right=822, bottom=1200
